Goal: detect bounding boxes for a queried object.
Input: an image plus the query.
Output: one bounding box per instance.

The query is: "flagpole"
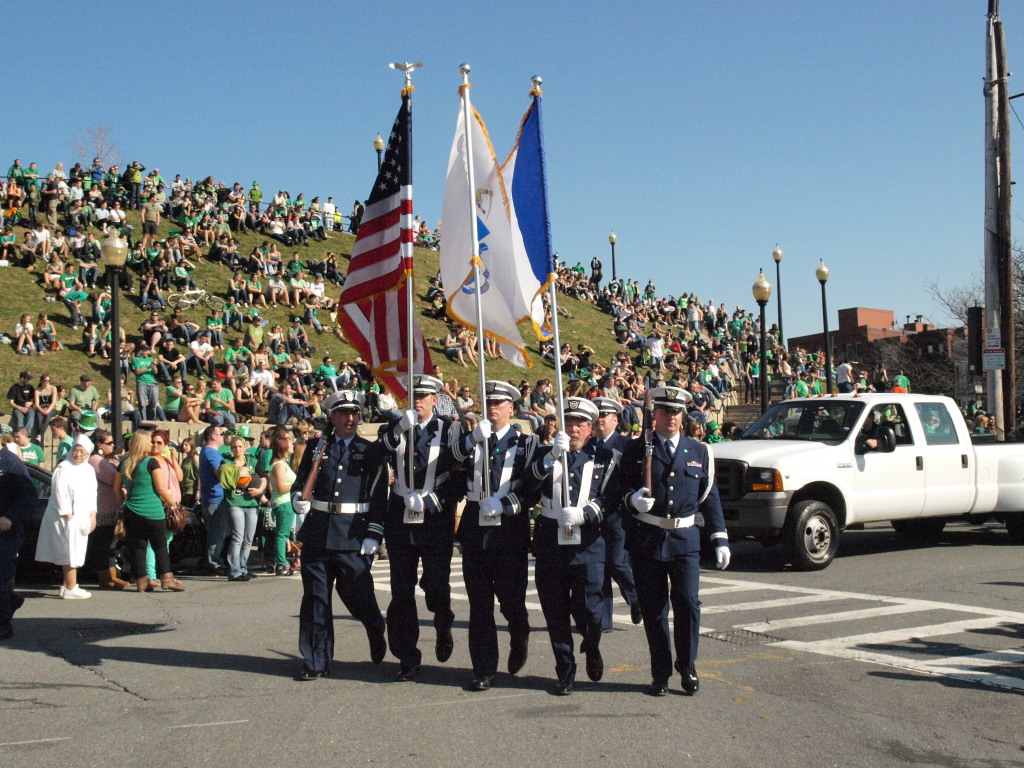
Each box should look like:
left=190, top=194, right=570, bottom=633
left=527, top=77, right=570, bottom=524
left=460, top=63, right=491, bottom=498
left=390, top=61, right=423, bottom=495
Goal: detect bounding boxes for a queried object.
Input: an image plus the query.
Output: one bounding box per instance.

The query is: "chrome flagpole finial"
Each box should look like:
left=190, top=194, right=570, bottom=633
left=531, top=75, right=542, bottom=88
left=389, top=61, right=423, bottom=88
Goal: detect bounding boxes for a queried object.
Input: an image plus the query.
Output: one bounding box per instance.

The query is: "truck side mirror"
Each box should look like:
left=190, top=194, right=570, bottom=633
left=876, top=425, right=896, bottom=453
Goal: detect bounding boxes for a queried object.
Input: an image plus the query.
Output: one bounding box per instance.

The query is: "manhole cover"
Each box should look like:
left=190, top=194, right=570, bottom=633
left=702, top=628, right=782, bottom=645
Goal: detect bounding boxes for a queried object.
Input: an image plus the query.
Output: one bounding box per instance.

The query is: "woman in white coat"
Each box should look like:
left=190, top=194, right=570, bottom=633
left=34, top=435, right=98, bottom=599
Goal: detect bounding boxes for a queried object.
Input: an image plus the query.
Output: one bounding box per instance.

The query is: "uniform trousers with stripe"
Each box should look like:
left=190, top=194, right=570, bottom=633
left=535, top=557, right=604, bottom=681
left=298, top=546, right=384, bottom=675
left=461, top=547, right=530, bottom=677
left=385, top=540, right=454, bottom=669
left=632, top=551, right=701, bottom=683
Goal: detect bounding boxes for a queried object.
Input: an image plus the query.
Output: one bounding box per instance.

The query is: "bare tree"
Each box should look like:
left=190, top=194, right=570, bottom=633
left=69, top=124, right=122, bottom=168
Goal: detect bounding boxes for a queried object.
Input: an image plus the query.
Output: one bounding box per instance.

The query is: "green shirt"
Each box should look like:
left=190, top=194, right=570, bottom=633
left=165, top=385, right=183, bottom=412
left=224, top=345, right=252, bottom=363
left=132, top=356, right=157, bottom=384
left=20, top=443, right=45, bottom=466
left=205, top=389, right=233, bottom=413
left=123, top=456, right=165, bottom=520
left=56, top=436, right=74, bottom=463
left=315, top=364, right=337, bottom=378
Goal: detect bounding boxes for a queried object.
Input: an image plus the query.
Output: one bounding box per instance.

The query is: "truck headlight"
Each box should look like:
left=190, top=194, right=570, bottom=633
left=749, top=468, right=783, bottom=492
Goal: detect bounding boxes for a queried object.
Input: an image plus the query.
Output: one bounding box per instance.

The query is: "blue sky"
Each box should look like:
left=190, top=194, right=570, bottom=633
left=10, top=1, right=1021, bottom=339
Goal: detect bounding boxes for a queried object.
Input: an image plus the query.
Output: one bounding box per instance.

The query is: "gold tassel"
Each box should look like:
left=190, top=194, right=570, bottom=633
left=530, top=87, right=542, bottom=97
left=402, top=85, right=415, bottom=96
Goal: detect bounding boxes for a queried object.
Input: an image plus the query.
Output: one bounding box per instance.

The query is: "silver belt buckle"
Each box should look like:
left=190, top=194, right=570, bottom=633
left=330, top=503, right=344, bottom=515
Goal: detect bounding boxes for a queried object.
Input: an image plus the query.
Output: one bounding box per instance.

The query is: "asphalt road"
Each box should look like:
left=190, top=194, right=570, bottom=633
left=2, top=521, right=1022, bottom=768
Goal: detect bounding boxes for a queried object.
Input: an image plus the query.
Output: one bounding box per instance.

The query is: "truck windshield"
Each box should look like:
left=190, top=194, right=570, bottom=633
left=740, top=400, right=866, bottom=444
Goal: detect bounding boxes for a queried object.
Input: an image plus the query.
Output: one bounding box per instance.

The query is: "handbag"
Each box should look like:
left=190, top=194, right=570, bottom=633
left=165, top=503, right=188, bottom=534
left=113, top=507, right=128, bottom=541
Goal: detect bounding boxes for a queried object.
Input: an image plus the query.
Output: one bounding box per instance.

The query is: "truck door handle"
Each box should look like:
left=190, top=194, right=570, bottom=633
left=962, top=454, right=968, bottom=468
left=916, top=456, right=924, bottom=471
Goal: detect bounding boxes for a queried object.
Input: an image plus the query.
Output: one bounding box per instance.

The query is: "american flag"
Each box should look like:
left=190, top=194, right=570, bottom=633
left=337, top=92, right=433, bottom=401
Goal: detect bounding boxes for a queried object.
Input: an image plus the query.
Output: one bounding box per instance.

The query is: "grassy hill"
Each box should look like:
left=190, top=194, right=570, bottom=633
left=0, top=212, right=622, bottom=403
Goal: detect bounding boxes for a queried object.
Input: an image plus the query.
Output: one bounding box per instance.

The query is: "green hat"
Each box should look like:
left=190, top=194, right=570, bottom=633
left=707, top=420, right=720, bottom=432
left=252, top=181, right=259, bottom=186
left=236, top=425, right=251, bottom=438
left=78, top=410, right=98, bottom=432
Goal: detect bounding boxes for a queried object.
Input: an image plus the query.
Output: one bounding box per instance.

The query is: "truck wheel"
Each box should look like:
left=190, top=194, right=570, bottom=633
left=784, top=500, right=839, bottom=571
left=1006, top=514, right=1024, bottom=543
left=890, top=519, right=946, bottom=540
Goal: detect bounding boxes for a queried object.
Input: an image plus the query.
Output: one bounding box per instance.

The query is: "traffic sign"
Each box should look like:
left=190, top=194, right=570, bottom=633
left=982, top=348, right=1005, bottom=371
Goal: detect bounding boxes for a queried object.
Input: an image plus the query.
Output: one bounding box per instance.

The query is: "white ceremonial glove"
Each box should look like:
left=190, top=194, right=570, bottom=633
left=397, top=409, right=417, bottom=433
left=561, top=506, right=585, bottom=527
left=715, top=543, right=731, bottom=570
left=479, top=496, right=503, bottom=518
left=550, top=431, right=570, bottom=460
left=360, top=538, right=379, bottom=556
left=630, top=487, right=655, bottom=514
left=291, top=493, right=311, bottom=515
left=404, top=492, right=425, bottom=514
left=471, top=418, right=493, bottom=444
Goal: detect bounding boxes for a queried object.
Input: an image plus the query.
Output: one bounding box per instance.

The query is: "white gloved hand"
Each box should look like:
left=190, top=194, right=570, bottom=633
left=397, top=409, right=417, bottom=433
left=550, top=431, right=570, bottom=460
left=561, top=506, right=585, bottom=527
left=715, top=543, right=731, bottom=570
left=404, top=492, right=425, bottom=514
left=630, top=487, right=655, bottom=513
left=479, top=496, right=503, bottom=518
left=471, top=418, right=493, bottom=444
left=360, top=538, right=380, bottom=556
left=291, top=493, right=311, bottom=515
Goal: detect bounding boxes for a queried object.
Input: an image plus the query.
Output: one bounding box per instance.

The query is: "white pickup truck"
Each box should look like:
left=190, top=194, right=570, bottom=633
left=711, top=393, right=1024, bottom=570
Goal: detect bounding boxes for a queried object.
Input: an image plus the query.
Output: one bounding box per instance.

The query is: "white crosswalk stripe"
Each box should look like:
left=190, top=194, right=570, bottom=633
left=699, top=575, right=1024, bottom=693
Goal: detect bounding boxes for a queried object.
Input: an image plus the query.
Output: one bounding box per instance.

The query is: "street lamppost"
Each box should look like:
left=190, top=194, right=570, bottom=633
left=816, top=259, right=831, bottom=395
left=374, top=133, right=385, bottom=172
left=772, top=244, right=784, bottom=348
left=99, top=231, right=129, bottom=451
left=752, top=269, right=772, bottom=414
left=608, top=231, right=617, bottom=283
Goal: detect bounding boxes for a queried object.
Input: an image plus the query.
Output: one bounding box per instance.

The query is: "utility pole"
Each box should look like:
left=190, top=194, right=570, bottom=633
left=984, top=0, right=1016, bottom=439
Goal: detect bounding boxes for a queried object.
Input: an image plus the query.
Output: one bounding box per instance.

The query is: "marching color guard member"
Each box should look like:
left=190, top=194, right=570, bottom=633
left=374, top=374, right=465, bottom=682
left=590, top=397, right=642, bottom=629
left=453, top=380, right=540, bottom=692
left=620, top=386, right=730, bottom=696
left=291, top=390, right=388, bottom=681
left=529, top=398, right=618, bottom=695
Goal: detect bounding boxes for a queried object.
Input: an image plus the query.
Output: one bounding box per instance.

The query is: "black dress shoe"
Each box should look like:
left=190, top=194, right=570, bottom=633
left=585, top=649, right=604, bottom=682
left=11, top=592, right=25, bottom=614
left=394, top=665, right=420, bottom=682
left=296, top=668, right=325, bottom=682
left=467, top=674, right=494, bottom=692
left=552, top=676, right=574, bottom=696
left=647, top=680, right=669, bottom=697
left=630, top=601, right=643, bottom=625
left=435, top=627, right=454, bottom=663
left=368, top=627, right=387, bottom=665
left=507, top=635, right=529, bottom=675
left=0, top=621, right=12, bottom=640
left=681, top=665, right=699, bottom=695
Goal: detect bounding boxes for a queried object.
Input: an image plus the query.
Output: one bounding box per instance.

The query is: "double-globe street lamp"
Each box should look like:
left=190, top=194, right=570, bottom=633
left=816, top=259, right=831, bottom=395
left=99, top=231, right=129, bottom=451
left=752, top=269, right=772, bottom=414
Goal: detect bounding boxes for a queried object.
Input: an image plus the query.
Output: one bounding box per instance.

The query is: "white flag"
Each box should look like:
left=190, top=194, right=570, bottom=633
left=440, top=88, right=532, bottom=368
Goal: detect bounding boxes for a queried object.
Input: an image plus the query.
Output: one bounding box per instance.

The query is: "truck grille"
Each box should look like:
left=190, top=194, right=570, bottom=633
left=714, top=459, right=747, bottom=502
